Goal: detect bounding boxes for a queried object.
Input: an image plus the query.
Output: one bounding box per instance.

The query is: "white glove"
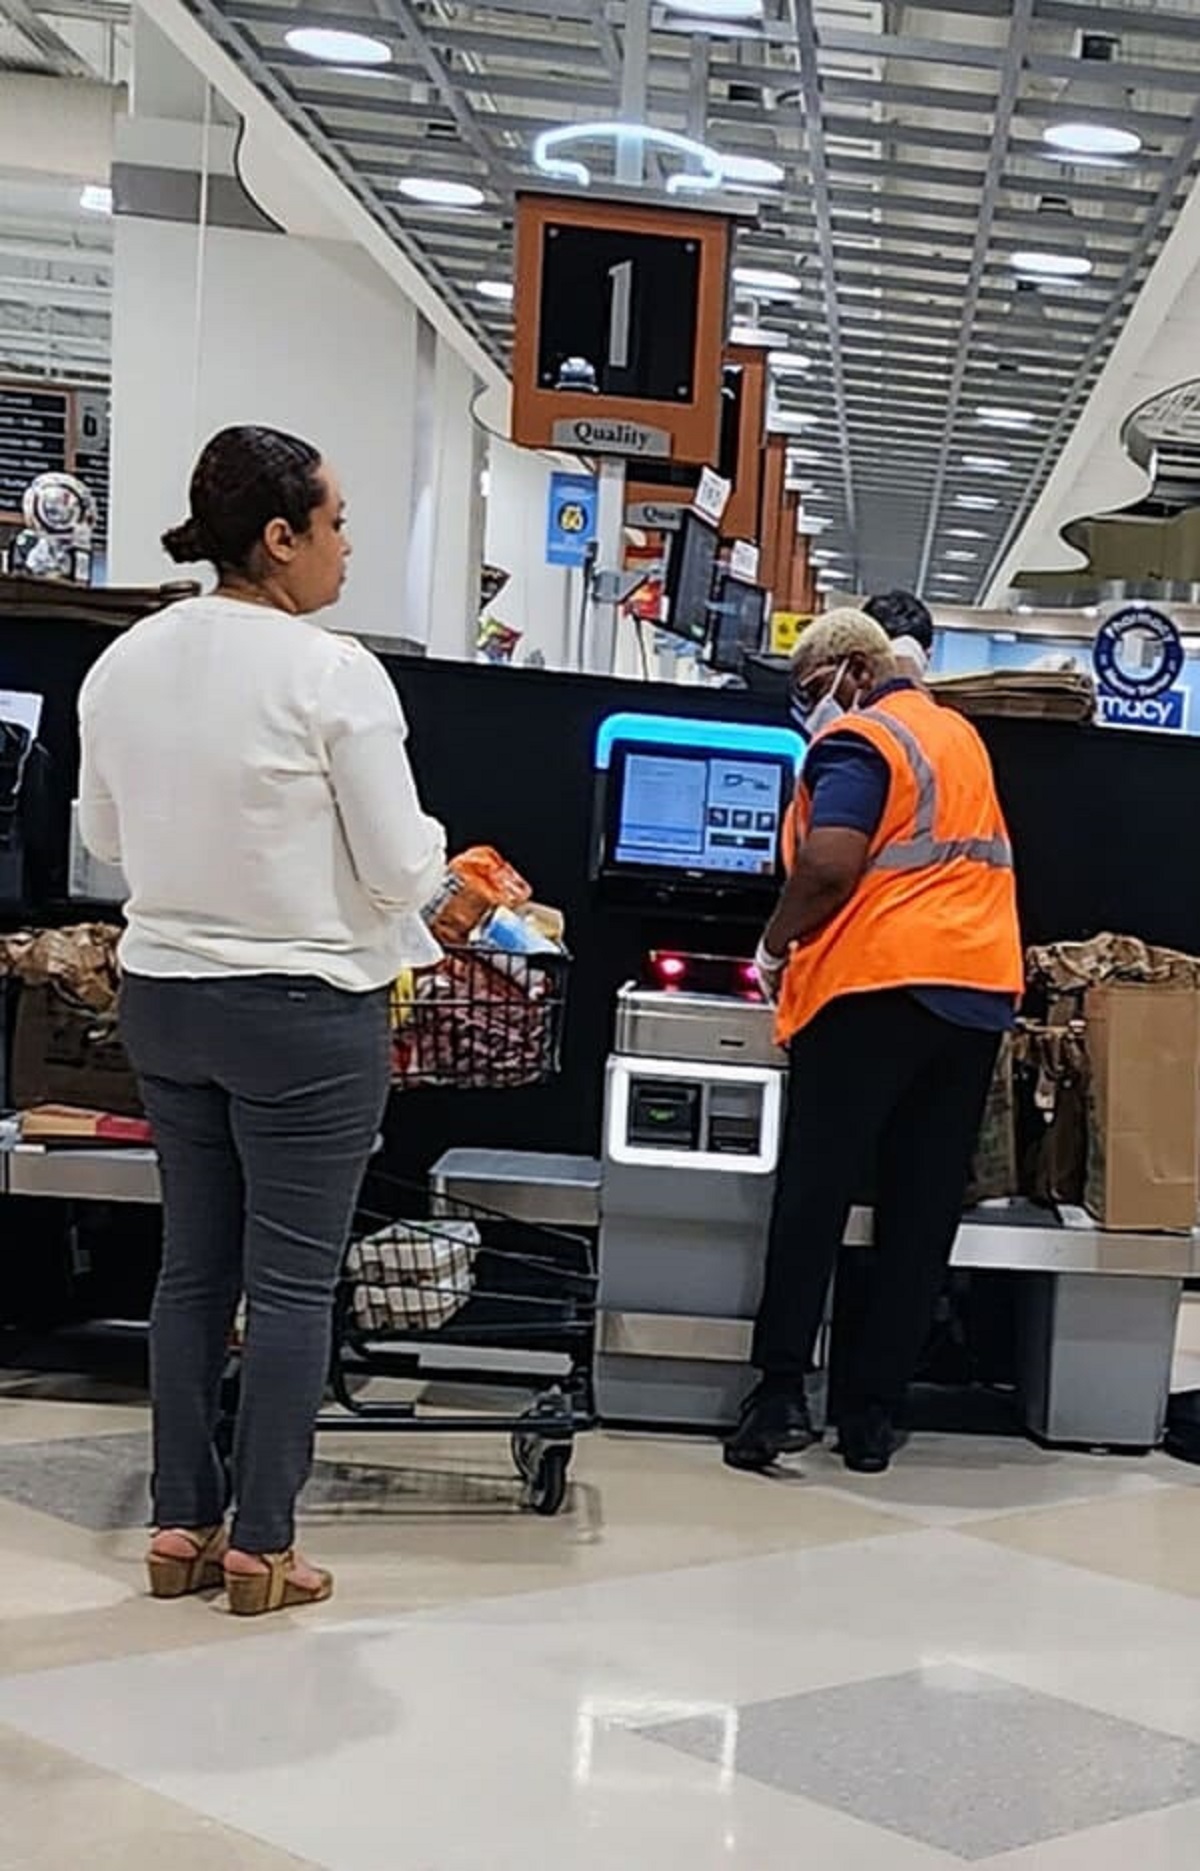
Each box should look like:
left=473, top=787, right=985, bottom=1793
left=754, top=936, right=787, bottom=1004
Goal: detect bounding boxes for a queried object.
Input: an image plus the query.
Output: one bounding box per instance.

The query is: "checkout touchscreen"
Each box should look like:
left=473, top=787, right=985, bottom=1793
left=610, top=746, right=787, bottom=881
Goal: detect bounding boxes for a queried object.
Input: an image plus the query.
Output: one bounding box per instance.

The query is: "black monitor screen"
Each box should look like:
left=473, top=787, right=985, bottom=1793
left=610, top=745, right=788, bottom=881
left=663, top=510, right=719, bottom=645
left=710, top=576, right=767, bottom=672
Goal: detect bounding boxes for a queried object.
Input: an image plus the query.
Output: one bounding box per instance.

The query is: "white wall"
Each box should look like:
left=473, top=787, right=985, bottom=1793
left=109, top=218, right=479, bottom=645
left=482, top=437, right=579, bottom=668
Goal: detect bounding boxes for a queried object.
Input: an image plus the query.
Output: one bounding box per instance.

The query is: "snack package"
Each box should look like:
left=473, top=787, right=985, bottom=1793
left=479, top=906, right=560, bottom=957
left=424, top=846, right=531, bottom=945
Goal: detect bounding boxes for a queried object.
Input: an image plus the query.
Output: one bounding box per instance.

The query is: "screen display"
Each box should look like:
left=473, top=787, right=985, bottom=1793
left=663, top=511, right=719, bottom=645
left=710, top=577, right=767, bottom=671
left=613, top=749, right=785, bottom=878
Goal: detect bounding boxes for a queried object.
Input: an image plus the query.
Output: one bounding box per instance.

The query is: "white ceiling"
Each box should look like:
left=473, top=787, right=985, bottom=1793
left=171, top=0, right=1200, bottom=601
left=0, top=1, right=128, bottom=383
left=9, top=0, right=1200, bottom=603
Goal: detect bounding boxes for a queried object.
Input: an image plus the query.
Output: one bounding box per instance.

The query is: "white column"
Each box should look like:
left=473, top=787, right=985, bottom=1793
left=107, top=9, right=478, bottom=648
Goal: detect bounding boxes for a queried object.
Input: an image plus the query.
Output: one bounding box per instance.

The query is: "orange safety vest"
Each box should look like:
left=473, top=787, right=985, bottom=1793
left=775, top=687, right=1023, bottom=1044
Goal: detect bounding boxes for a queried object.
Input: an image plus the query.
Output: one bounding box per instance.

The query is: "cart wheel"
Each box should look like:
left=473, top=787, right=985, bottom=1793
left=511, top=1430, right=539, bottom=1483
left=527, top=1446, right=571, bottom=1517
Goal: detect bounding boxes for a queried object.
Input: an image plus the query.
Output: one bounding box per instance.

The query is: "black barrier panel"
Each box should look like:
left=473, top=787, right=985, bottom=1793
left=4, top=603, right=1200, bottom=1179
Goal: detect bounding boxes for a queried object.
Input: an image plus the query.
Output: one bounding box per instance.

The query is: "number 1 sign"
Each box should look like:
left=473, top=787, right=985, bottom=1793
left=511, top=193, right=732, bottom=466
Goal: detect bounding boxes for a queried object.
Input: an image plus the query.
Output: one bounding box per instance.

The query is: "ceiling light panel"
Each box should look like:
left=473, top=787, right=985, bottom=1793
left=206, top=0, right=1200, bottom=598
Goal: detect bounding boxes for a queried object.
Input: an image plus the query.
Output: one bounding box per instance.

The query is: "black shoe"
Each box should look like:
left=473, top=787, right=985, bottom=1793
left=838, top=1404, right=898, bottom=1475
left=724, top=1384, right=815, bottom=1472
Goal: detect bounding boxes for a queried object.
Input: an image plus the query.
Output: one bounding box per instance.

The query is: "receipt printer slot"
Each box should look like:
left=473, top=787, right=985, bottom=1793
left=706, top=1082, right=763, bottom=1156
left=628, top=1080, right=701, bottom=1150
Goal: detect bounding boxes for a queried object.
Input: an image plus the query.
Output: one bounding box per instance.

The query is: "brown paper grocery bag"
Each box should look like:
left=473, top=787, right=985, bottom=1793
left=1084, top=983, right=1200, bottom=1233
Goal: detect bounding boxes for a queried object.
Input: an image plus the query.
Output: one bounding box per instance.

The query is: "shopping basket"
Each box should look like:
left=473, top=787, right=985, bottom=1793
left=314, top=1170, right=597, bottom=1516
left=390, top=946, right=570, bottom=1091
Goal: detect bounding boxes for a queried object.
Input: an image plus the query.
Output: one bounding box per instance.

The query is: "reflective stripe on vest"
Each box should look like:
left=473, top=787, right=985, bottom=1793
left=858, top=706, right=1013, bottom=875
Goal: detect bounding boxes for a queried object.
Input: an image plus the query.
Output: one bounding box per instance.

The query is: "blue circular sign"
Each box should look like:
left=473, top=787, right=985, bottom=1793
left=1093, top=604, right=1183, bottom=701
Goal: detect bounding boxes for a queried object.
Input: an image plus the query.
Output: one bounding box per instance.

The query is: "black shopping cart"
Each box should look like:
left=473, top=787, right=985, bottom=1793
left=316, top=942, right=590, bottom=1513
left=218, top=943, right=590, bottom=1512
left=315, top=1169, right=596, bottom=1515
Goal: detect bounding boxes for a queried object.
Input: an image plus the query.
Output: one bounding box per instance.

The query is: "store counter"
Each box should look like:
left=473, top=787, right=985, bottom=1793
left=3, top=1138, right=1189, bottom=1453
left=433, top=1147, right=1196, bottom=1453
left=6, top=1144, right=160, bottom=1204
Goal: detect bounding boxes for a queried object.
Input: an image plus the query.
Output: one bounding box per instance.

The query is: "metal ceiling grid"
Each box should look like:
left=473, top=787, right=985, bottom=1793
left=0, top=2, right=126, bottom=382
left=176, top=0, right=1200, bottom=602
left=11, top=0, right=1200, bottom=600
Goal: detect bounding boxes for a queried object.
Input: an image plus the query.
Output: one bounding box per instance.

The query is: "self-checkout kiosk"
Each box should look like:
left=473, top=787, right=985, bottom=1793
left=590, top=711, right=805, bottom=1426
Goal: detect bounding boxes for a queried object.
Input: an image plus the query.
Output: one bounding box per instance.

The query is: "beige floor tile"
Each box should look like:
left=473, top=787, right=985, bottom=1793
left=0, top=1429, right=910, bottom=1677
left=296, top=1429, right=910, bottom=1617
left=0, top=1723, right=316, bottom=1870
left=0, top=1391, right=150, bottom=1446
left=965, top=1484, right=1200, bottom=1598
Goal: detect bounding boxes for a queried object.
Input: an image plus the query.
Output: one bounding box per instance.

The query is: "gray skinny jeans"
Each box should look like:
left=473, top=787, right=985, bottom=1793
left=120, top=974, right=391, bottom=1553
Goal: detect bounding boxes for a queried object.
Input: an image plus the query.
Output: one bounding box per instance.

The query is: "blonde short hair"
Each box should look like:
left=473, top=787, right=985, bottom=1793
left=791, top=607, right=897, bottom=688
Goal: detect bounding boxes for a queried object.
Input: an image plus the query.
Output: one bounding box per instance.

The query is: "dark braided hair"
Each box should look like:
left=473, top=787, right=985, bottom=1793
left=162, top=425, right=325, bottom=574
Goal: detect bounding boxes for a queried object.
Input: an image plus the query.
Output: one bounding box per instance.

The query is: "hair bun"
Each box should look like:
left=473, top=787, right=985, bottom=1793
left=160, top=518, right=208, bottom=564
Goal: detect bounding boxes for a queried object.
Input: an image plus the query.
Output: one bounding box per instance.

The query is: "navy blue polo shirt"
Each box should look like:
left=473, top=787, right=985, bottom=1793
left=804, top=680, right=1014, bottom=1032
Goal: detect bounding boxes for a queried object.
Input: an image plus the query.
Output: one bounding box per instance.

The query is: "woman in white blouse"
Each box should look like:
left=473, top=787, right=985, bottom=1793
left=79, top=426, right=446, bottom=1616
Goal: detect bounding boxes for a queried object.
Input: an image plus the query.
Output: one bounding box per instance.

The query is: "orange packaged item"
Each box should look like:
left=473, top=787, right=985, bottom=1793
left=425, top=846, right=532, bottom=945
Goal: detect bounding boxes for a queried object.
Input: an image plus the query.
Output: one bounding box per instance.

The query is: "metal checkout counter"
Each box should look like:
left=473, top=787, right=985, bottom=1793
left=438, top=709, right=1197, bottom=1452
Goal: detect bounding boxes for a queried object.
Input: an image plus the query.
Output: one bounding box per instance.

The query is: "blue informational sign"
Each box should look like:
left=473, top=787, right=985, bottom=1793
left=1097, top=689, right=1190, bottom=734
left=1092, top=603, right=1184, bottom=701
left=545, top=471, right=598, bottom=567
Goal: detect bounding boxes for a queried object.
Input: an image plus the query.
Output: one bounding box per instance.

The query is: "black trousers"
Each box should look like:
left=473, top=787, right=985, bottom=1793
left=121, top=974, right=391, bottom=1552
left=751, top=990, right=1000, bottom=1419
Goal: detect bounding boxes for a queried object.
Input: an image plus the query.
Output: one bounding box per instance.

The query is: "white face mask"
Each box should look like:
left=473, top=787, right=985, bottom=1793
left=802, top=659, right=851, bottom=738
left=891, top=634, right=929, bottom=677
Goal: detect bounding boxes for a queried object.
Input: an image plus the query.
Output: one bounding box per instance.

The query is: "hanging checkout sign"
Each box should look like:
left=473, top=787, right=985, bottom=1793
left=1092, top=604, right=1190, bottom=735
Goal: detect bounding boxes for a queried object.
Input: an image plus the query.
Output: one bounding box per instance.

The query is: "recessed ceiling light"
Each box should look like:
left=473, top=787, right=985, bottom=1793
left=717, top=152, right=785, bottom=187
left=1044, top=122, right=1142, bottom=159
left=730, top=322, right=789, bottom=347
left=977, top=404, right=1035, bottom=428
left=945, top=549, right=978, bottom=562
left=399, top=177, right=484, bottom=209
left=79, top=184, right=112, bottom=215
left=1010, top=248, right=1094, bottom=280
left=767, top=350, right=811, bottom=373
left=962, top=454, right=1011, bottom=473
left=285, top=26, right=392, bottom=66
left=477, top=279, right=514, bottom=303
left=947, top=527, right=987, bottom=540
left=733, top=264, right=802, bottom=295
left=956, top=494, right=1000, bottom=511
left=661, top=0, right=764, bottom=18
left=937, top=573, right=969, bottom=583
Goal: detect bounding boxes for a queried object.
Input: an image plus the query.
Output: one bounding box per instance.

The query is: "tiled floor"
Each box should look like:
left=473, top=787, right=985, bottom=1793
left=4, top=1376, right=1200, bottom=1868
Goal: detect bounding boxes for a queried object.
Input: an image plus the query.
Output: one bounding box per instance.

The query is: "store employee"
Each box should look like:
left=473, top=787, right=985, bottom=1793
left=728, top=609, right=1022, bottom=1476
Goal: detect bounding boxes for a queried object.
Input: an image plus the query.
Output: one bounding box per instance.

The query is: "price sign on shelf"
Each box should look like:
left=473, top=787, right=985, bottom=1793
left=693, top=466, right=731, bottom=529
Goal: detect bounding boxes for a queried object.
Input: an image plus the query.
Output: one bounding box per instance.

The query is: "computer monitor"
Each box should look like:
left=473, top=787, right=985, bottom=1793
left=709, top=575, right=767, bottom=673
left=661, top=510, right=719, bottom=647
left=591, top=713, right=805, bottom=914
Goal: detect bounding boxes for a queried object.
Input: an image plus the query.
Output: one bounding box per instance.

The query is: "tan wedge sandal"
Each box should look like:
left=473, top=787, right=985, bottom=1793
left=146, top=1526, right=227, bottom=1600
left=224, top=1551, right=334, bottom=1618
